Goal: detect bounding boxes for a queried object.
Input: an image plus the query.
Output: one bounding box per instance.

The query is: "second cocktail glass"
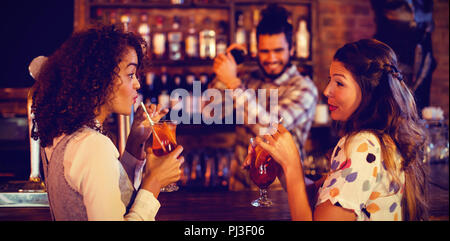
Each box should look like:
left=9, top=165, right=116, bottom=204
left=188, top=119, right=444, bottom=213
left=248, top=138, right=281, bottom=207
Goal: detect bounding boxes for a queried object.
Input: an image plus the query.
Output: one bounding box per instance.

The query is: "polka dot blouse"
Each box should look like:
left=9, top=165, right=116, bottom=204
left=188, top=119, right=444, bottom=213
left=316, top=132, right=405, bottom=221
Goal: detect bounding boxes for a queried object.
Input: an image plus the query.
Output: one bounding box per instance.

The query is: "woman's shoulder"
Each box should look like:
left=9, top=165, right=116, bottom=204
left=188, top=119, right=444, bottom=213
left=336, top=131, right=384, bottom=164
left=343, top=131, right=382, bottom=148
left=69, top=127, right=118, bottom=154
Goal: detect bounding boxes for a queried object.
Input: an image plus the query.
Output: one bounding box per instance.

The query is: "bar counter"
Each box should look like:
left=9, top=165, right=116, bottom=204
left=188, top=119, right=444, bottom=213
left=0, top=186, right=447, bottom=221
left=156, top=189, right=291, bottom=221
left=0, top=189, right=291, bottom=221
left=0, top=163, right=447, bottom=221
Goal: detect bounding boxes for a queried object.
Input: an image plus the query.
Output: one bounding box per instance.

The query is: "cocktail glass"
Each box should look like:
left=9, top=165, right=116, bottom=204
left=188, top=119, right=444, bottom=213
left=152, top=120, right=179, bottom=192
left=248, top=138, right=281, bottom=207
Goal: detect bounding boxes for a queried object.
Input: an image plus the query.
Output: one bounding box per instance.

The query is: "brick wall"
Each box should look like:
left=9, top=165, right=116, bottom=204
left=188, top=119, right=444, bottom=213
left=430, top=0, right=449, bottom=119
left=314, top=0, right=449, bottom=119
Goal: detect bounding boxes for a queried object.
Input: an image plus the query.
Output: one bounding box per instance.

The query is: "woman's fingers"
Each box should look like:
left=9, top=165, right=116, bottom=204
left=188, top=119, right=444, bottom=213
left=277, top=123, right=288, bottom=134
left=169, top=145, right=184, bottom=159
left=255, top=136, right=274, bottom=153
left=149, top=104, right=157, bottom=117
left=263, top=134, right=276, bottom=145
left=242, top=143, right=254, bottom=169
left=179, top=155, right=185, bottom=164
left=156, top=103, right=162, bottom=113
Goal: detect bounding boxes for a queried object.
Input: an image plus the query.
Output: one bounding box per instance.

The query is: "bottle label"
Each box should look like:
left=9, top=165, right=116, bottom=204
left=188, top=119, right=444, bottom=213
left=200, top=30, right=216, bottom=59
left=153, top=34, right=166, bottom=56
left=236, top=29, right=246, bottom=47
left=186, top=36, right=198, bottom=57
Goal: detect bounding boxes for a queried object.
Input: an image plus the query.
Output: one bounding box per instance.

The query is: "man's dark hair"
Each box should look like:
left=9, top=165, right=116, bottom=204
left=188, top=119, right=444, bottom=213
left=256, top=4, right=293, bottom=49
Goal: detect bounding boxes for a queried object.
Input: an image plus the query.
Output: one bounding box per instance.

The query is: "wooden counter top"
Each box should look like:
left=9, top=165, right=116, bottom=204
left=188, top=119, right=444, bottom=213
left=0, top=163, right=447, bottom=221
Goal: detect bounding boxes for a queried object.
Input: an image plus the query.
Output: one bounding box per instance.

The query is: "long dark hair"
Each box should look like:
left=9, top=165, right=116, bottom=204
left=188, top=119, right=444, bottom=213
left=31, top=25, right=146, bottom=147
left=333, top=39, right=428, bottom=220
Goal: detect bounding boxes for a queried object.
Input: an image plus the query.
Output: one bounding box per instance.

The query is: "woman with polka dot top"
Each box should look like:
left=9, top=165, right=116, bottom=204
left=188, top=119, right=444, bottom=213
left=253, top=39, right=429, bottom=221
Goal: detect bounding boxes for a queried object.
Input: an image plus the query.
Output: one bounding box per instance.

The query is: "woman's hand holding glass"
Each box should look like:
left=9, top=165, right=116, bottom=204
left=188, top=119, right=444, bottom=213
left=125, top=103, right=169, bottom=160
left=141, top=145, right=184, bottom=198
left=244, top=124, right=303, bottom=180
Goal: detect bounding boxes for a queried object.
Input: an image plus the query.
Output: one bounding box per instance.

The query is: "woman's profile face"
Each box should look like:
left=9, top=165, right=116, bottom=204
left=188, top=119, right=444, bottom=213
left=323, top=60, right=362, bottom=121
left=107, top=47, right=141, bottom=116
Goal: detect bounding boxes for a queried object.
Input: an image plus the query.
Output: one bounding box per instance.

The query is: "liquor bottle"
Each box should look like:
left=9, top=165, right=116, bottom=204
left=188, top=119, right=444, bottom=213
left=199, top=72, right=210, bottom=90
left=216, top=21, right=228, bottom=55
left=157, top=68, right=171, bottom=110
left=173, top=73, right=185, bottom=90
left=144, top=72, right=158, bottom=105
left=217, top=149, right=231, bottom=189
left=184, top=72, right=196, bottom=117
left=153, top=16, right=166, bottom=60
left=109, top=10, right=118, bottom=25
left=235, top=11, right=247, bottom=53
left=168, top=16, right=183, bottom=61
left=249, top=9, right=260, bottom=58
left=138, top=13, right=151, bottom=55
left=203, top=150, right=216, bottom=187
left=185, top=17, right=199, bottom=59
left=185, top=72, right=195, bottom=92
left=199, top=17, right=216, bottom=59
left=94, top=8, right=104, bottom=25
left=169, top=73, right=184, bottom=109
left=120, top=13, right=131, bottom=32
left=296, top=19, right=310, bottom=59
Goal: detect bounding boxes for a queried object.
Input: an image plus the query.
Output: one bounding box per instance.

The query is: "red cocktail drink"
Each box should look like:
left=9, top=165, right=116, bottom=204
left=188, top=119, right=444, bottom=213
left=151, top=120, right=179, bottom=192
left=152, top=121, right=177, bottom=156
left=249, top=146, right=280, bottom=189
left=248, top=140, right=281, bottom=207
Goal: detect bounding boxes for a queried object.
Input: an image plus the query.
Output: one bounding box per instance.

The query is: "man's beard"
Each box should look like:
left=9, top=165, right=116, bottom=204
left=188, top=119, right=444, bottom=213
left=258, top=59, right=292, bottom=80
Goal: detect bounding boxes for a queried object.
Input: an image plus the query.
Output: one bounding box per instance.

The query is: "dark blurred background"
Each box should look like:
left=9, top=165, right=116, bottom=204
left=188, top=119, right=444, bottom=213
left=0, top=0, right=74, bottom=88
left=0, top=0, right=73, bottom=180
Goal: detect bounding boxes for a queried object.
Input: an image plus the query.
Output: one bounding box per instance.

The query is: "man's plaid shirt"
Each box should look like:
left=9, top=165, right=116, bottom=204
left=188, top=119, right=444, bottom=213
left=210, top=64, right=318, bottom=190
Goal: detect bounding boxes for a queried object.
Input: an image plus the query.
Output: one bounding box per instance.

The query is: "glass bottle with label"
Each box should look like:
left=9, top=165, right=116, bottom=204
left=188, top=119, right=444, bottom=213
left=168, top=16, right=183, bottom=61
left=120, top=13, right=131, bottom=32
left=216, top=20, right=228, bottom=56
left=153, top=16, right=166, bottom=60
left=235, top=11, right=247, bottom=53
left=169, top=73, right=184, bottom=109
left=249, top=9, right=260, bottom=58
left=144, top=72, right=157, bottom=105
left=157, top=67, right=171, bottom=110
left=199, top=17, right=216, bottom=60
left=296, top=19, right=310, bottom=59
left=199, top=72, right=210, bottom=91
left=185, top=16, right=199, bottom=59
left=138, top=13, right=151, bottom=55
left=109, top=10, right=118, bottom=25
left=184, top=72, right=196, bottom=117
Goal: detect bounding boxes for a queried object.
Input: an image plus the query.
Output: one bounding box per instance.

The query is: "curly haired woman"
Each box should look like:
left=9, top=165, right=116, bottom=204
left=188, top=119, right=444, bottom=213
left=31, top=25, right=183, bottom=221
left=250, top=39, right=429, bottom=220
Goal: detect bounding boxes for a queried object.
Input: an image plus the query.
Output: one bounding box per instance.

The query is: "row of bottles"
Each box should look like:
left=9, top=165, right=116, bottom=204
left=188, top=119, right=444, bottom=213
left=235, top=9, right=310, bottom=60
left=179, top=147, right=233, bottom=191
left=139, top=68, right=214, bottom=110
left=93, top=8, right=311, bottom=61
left=90, top=0, right=228, bottom=4
left=93, top=9, right=228, bottom=61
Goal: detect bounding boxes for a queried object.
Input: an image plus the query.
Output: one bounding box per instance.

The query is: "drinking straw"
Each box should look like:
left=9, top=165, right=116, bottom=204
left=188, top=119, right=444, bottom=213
left=140, top=102, right=167, bottom=153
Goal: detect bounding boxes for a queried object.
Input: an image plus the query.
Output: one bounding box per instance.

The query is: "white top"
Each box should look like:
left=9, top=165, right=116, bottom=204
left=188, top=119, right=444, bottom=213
left=44, top=127, right=160, bottom=221
left=316, top=132, right=405, bottom=221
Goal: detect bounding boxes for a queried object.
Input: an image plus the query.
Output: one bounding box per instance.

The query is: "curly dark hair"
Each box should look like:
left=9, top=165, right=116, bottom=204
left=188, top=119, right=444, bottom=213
left=31, top=25, right=146, bottom=147
left=333, top=39, right=429, bottom=220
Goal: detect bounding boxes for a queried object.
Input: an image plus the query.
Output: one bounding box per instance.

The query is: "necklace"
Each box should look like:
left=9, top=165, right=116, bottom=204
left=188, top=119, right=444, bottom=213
left=92, top=118, right=106, bottom=134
